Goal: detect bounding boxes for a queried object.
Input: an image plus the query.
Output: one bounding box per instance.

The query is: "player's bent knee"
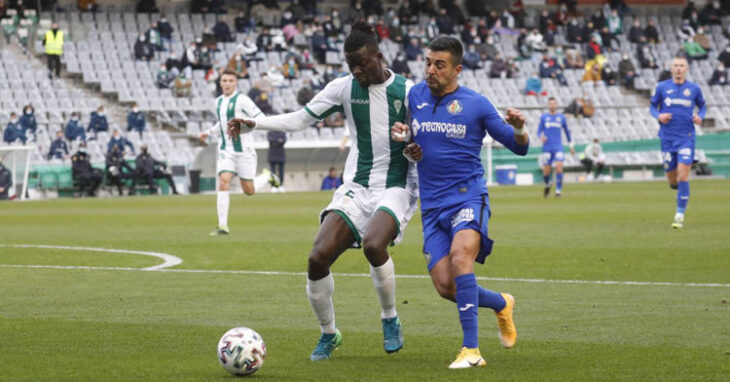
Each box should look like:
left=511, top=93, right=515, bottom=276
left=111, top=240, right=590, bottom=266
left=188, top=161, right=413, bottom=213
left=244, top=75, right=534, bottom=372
left=449, top=252, right=473, bottom=272
left=308, top=249, right=331, bottom=272
left=669, top=183, right=678, bottom=190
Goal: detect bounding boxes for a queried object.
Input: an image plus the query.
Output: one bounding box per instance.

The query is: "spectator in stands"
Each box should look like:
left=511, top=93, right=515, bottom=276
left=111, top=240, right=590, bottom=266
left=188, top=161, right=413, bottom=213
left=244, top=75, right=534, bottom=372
left=200, top=28, right=216, bottom=50
left=526, top=28, right=547, bottom=53
left=282, top=55, right=299, bottom=79
left=134, top=33, right=154, bottom=61
left=181, top=41, right=198, bottom=75
left=107, top=129, right=135, bottom=155
left=136, top=0, right=158, bottom=13
left=256, top=27, right=273, bottom=52
left=4, top=112, right=25, bottom=144
left=127, top=103, right=146, bottom=139
left=565, top=93, right=595, bottom=118
left=580, top=138, right=606, bottom=180
left=198, top=45, right=213, bottom=71
left=480, top=34, right=499, bottom=61
left=156, top=63, right=173, bottom=89
left=644, top=18, right=659, bottom=44
left=693, top=27, right=711, bottom=52
left=105, top=144, right=136, bottom=196
left=391, top=52, right=411, bottom=78
left=539, top=54, right=568, bottom=86
left=398, top=0, right=416, bottom=25
left=627, top=18, right=643, bottom=43
left=678, top=19, right=695, bottom=41
left=709, top=63, right=728, bottom=86
left=164, top=49, right=181, bottom=75
left=87, top=106, right=108, bottom=139
left=43, top=23, right=63, bottom=79
left=436, top=8, right=455, bottom=35
left=601, top=64, right=617, bottom=86
left=191, top=0, right=224, bottom=14
left=581, top=21, right=595, bottom=45
left=683, top=38, right=708, bottom=60
left=426, top=16, right=440, bottom=40
left=145, top=22, right=164, bottom=51
left=321, top=167, right=342, bottom=191
left=636, top=36, right=658, bottom=69
left=567, top=17, right=583, bottom=44
left=157, top=16, right=173, bottom=47
left=489, top=53, right=510, bottom=78
left=618, top=52, right=637, bottom=90
left=267, top=130, right=286, bottom=192
left=524, top=72, right=545, bottom=96
left=682, top=1, right=697, bottom=19
left=600, top=26, right=619, bottom=51
left=225, top=52, right=248, bottom=79
left=607, top=9, right=622, bottom=35
left=460, top=23, right=476, bottom=47
left=582, top=62, right=602, bottom=83
left=47, top=131, right=70, bottom=160
left=234, top=10, right=251, bottom=34
left=174, top=72, right=192, bottom=97
left=71, top=142, right=103, bottom=197
left=271, top=29, right=287, bottom=52
left=213, top=17, right=233, bottom=43
left=404, top=38, right=423, bottom=61
left=590, top=8, right=606, bottom=30
left=502, top=8, right=516, bottom=29
left=19, top=104, right=37, bottom=141
left=565, top=46, right=584, bottom=69
left=135, top=145, right=178, bottom=195
left=0, top=159, right=11, bottom=200
left=65, top=113, right=86, bottom=142
left=463, top=44, right=482, bottom=70
left=658, top=62, right=672, bottom=82
left=585, top=35, right=603, bottom=60
left=719, top=45, right=730, bottom=67
left=700, top=0, right=723, bottom=25
left=388, top=17, right=404, bottom=44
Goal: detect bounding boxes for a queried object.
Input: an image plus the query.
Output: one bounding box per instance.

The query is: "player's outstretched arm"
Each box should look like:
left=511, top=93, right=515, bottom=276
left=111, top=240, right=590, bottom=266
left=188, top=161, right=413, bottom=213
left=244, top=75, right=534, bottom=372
left=227, top=109, right=318, bottom=138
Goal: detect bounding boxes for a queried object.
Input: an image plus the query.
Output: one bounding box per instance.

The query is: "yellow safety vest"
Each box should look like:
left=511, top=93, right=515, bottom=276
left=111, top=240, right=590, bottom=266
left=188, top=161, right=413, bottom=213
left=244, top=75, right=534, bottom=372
left=44, top=30, right=64, bottom=55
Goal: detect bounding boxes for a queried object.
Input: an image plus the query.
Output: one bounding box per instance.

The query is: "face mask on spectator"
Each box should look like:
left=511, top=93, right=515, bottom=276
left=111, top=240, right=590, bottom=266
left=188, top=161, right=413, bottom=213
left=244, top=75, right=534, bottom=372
left=132, top=107, right=139, bottom=113
left=10, top=117, right=18, bottom=124
left=98, top=111, right=104, bottom=116
left=24, top=109, right=32, bottom=115
left=71, top=116, right=78, bottom=121
left=332, top=11, right=338, bottom=17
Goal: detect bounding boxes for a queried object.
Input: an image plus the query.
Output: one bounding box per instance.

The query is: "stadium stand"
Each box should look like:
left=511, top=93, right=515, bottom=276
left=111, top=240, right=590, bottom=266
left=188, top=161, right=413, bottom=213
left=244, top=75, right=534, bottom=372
left=1, top=0, right=728, bottom=197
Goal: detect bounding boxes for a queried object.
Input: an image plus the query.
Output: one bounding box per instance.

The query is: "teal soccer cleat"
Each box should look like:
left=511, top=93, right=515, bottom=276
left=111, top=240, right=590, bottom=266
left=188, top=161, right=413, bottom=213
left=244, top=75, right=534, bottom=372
left=382, top=316, right=404, bottom=353
left=310, top=329, right=342, bottom=361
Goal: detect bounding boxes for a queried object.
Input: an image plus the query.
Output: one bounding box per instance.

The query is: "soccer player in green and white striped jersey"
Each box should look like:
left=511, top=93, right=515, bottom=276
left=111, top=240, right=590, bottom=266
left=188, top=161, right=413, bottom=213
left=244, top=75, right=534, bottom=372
left=198, top=69, right=279, bottom=236
left=229, top=22, right=417, bottom=361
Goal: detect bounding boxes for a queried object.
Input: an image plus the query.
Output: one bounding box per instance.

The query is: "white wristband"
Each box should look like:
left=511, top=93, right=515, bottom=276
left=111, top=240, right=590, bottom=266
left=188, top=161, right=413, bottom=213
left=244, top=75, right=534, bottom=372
left=513, top=127, right=526, bottom=136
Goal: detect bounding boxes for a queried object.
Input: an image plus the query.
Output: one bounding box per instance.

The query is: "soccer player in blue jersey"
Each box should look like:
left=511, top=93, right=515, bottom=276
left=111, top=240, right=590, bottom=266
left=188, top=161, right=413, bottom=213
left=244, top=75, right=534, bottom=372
left=537, top=97, right=574, bottom=198
left=392, top=36, right=529, bottom=369
left=650, top=56, right=706, bottom=229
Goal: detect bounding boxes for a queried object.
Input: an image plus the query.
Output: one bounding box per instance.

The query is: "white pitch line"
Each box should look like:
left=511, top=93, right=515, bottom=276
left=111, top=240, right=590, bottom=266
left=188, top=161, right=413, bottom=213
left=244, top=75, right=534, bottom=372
left=0, top=263, right=728, bottom=288
left=0, top=244, right=182, bottom=270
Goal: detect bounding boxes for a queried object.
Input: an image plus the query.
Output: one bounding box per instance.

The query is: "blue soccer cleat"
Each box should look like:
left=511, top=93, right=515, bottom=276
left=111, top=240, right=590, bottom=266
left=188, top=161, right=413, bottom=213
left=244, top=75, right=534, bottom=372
left=382, top=316, right=404, bottom=353
left=309, top=329, right=342, bottom=361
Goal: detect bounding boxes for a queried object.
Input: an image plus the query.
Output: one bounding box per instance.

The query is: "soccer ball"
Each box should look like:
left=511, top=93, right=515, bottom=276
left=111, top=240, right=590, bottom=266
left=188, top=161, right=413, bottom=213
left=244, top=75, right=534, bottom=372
left=217, top=327, right=266, bottom=376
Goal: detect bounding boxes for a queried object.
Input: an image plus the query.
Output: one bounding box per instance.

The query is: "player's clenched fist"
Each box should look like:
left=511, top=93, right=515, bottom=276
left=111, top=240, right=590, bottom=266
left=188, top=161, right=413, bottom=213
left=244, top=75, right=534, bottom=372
left=391, top=122, right=411, bottom=142
left=505, top=108, right=526, bottom=130
left=227, top=118, right=256, bottom=138
left=403, top=142, right=422, bottom=162
left=658, top=113, right=672, bottom=124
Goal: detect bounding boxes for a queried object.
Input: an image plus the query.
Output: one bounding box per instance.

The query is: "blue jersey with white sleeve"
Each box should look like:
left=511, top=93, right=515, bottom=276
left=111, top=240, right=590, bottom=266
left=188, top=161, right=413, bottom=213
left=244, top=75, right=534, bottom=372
left=649, top=79, right=706, bottom=141
left=408, top=82, right=529, bottom=211
left=537, top=112, right=570, bottom=152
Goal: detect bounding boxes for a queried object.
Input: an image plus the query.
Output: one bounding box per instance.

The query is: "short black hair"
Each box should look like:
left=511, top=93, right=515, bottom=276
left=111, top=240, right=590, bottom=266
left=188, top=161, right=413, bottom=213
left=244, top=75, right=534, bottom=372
left=428, top=35, right=463, bottom=66
left=344, top=20, right=378, bottom=53
left=548, top=97, right=557, bottom=102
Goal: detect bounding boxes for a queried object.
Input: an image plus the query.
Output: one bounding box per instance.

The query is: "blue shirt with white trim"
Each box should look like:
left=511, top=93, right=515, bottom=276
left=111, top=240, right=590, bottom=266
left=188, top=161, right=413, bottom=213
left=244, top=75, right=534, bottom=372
left=537, top=112, right=571, bottom=152
left=649, top=79, right=706, bottom=141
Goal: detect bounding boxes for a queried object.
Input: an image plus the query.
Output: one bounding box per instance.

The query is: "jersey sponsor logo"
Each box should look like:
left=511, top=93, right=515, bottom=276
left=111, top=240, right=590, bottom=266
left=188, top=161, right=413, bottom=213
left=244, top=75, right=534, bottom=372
left=451, top=208, right=475, bottom=227
left=415, top=102, right=429, bottom=110
left=351, top=99, right=370, bottom=105
left=664, top=97, right=693, bottom=107
left=394, top=100, right=403, bottom=114
left=545, top=122, right=562, bottom=128
left=447, top=100, right=463, bottom=115
left=412, top=119, right=467, bottom=139
left=666, top=89, right=674, bottom=94
left=683, top=88, right=691, bottom=96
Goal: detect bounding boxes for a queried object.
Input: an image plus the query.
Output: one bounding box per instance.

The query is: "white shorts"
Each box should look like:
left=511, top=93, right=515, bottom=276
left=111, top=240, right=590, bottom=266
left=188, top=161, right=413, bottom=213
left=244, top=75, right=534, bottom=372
left=216, top=150, right=257, bottom=180
left=319, top=182, right=418, bottom=246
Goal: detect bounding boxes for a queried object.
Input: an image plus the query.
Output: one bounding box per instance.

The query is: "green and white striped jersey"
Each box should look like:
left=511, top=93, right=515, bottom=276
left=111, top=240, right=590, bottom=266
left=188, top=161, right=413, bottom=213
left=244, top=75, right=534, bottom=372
left=212, top=91, right=263, bottom=154
left=305, top=70, right=414, bottom=190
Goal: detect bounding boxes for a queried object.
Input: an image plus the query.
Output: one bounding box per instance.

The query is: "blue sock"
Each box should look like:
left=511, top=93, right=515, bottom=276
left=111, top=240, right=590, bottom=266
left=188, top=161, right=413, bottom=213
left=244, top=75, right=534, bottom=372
left=677, top=181, right=689, bottom=213
left=556, top=173, right=564, bottom=192
left=543, top=175, right=550, bottom=185
left=478, top=286, right=506, bottom=312
left=455, top=273, right=479, bottom=349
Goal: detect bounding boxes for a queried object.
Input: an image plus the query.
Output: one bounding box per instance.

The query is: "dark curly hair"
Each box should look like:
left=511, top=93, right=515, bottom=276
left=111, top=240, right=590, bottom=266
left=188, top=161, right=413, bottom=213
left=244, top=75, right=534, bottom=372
left=344, top=20, right=378, bottom=53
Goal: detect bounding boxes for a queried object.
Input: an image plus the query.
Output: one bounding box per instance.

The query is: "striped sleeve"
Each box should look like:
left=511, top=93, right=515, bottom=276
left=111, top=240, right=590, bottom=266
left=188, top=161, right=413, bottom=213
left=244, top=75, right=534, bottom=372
left=304, top=76, right=346, bottom=120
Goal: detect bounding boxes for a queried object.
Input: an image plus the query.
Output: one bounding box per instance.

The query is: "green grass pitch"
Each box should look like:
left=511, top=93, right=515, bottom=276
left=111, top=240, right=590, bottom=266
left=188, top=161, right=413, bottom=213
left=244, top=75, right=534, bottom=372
left=1, top=180, right=729, bottom=381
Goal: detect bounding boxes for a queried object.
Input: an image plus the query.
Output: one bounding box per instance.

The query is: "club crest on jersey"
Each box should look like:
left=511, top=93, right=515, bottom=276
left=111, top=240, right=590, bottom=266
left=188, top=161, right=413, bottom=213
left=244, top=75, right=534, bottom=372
left=683, top=88, right=691, bottom=96
left=447, top=100, right=463, bottom=115
left=394, top=100, right=402, bottom=114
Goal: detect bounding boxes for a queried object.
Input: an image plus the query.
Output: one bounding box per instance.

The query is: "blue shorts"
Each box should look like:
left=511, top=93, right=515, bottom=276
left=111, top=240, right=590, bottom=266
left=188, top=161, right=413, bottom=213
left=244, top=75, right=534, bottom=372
left=421, top=195, right=494, bottom=272
left=541, top=150, right=565, bottom=167
left=661, top=139, right=694, bottom=172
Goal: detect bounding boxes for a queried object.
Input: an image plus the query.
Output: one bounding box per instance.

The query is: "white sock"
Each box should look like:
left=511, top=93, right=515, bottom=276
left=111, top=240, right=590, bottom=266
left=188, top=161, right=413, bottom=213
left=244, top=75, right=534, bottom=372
left=253, top=172, right=269, bottom=191
left=217, top=191, right=229, bottom=228
left=307, top=274, right=336, bottom=334
left=370, top=257, right=397, bottom=319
